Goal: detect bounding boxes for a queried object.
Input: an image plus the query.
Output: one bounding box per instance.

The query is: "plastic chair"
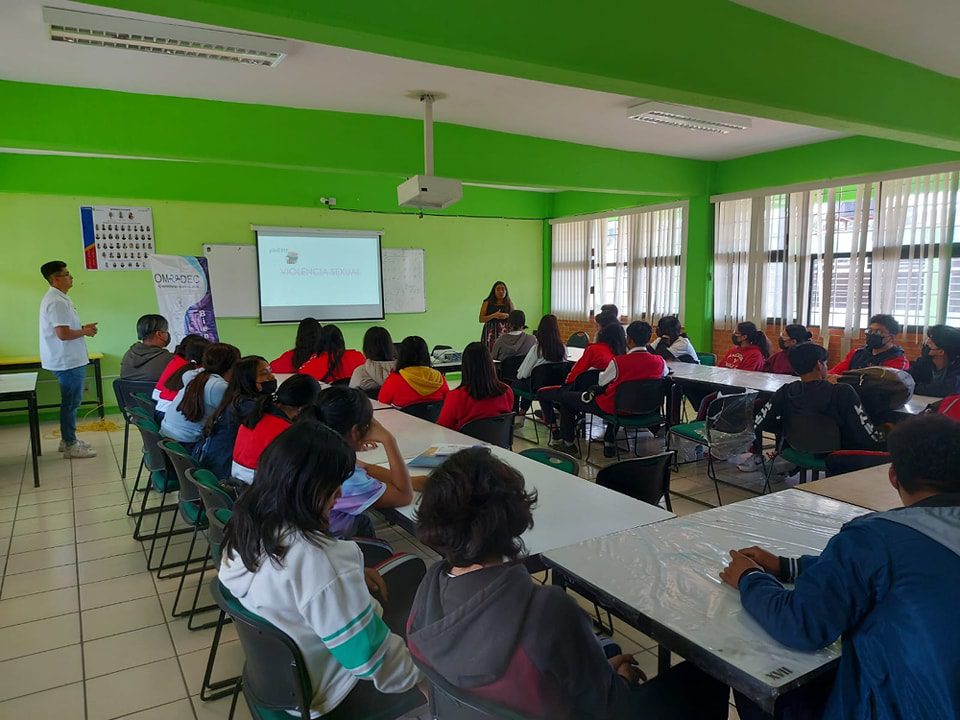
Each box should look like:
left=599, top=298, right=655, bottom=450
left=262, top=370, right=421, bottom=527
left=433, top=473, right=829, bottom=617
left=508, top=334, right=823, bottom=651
left=112, top=378, right=155, bottom=480
left=762, top=413, right=843, bottom=491
left=460, top=413, right=516, bottom=450
left=588, top=379, right=667, bottom=462
left=566, top=331, right=590, bottom=349
left=518, top=447, right=580, bottom=476
left=211, top=581, right=425, bottom=720
left=400, top=401, right=442, bottom=423
left=200, top=508, right=239, bottom=701
left=497, top=354, right=524, bottom=383
left=698, top=353, right=717, bottom=367
left=414, top=658, right=536, bottom=720
left=514, top=361, right=569, bottom=443
left=131, top=390, right=157, bottom=415
left=595, top=451, right=674, bottom=510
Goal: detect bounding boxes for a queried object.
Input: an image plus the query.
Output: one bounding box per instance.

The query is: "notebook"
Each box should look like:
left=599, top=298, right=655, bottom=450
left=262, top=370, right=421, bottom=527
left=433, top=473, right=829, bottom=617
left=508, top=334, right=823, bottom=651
left=407, top=444, right=481, bottom=468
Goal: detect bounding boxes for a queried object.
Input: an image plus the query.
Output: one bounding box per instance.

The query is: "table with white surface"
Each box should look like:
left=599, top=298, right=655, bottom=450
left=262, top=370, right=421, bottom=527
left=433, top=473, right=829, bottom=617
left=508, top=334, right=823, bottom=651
left=798, top=463, right=900, bottom=512
left=543, top=489, right=868, bottom=713
left=0, top=372, right=40, bottom=487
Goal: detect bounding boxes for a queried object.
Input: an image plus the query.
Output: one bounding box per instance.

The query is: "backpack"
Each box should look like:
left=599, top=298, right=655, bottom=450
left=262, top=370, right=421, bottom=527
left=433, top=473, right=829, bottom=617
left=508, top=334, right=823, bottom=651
left=935, top=394, right=960, bottom=421
left=837, top=367, right=915, bottom=420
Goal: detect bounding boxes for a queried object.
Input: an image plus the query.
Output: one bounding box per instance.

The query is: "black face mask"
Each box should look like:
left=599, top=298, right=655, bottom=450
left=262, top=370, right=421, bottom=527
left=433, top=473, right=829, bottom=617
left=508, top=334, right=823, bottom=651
left=865, top=333, right=885, bottom=350
left=258, top=379, right=278, bottom=396
left=731, top=334, right=742, bottom=346
left=778, top=338, right=788, bottom=350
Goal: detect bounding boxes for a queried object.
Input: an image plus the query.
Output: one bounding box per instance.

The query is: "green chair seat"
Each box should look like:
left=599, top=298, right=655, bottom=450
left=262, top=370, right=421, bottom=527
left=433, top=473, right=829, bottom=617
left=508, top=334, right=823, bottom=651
left=150, top=470, right=178, bottom=493
left=780, top=447, right=827, bottom=471
left=518, top=448, right=578, bottom=475
left=513, top=388, right=535, bottom=399
left=180, top=500, right=208, bottom=526
left=670, top=421, right=707, bottom=444
left=599, top=412, right=663, bottom=429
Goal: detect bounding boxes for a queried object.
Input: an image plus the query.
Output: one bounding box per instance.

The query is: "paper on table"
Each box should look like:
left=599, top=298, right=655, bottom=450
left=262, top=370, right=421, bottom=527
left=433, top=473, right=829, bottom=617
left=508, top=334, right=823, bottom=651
left=408, top=444, right=481, bottom=468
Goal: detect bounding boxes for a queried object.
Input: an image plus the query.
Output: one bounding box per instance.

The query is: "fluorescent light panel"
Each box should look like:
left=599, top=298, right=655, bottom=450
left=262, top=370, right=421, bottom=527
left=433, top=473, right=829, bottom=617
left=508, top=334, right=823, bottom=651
left=627, top=102, right=752, bottom=134
left=43, top=7, right=287, bottom=67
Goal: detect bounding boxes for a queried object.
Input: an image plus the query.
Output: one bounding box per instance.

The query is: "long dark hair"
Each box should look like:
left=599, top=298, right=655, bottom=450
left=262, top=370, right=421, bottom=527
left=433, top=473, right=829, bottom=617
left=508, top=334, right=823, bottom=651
left=597, top=322, right=627, bottom=356
left=307, top=386, right=374, bottom=441
left=738, top=321, right=772, bottom=358
left=784, top=324, right=813, bottom=344
left=203, top=355, right=265, bottom=437
left=164, top=335, right=210, bottom=392
left=317, top=325, right=346, bottom=381
left=362, top=326, right=397, bottom=362
left=535, top=314, right=565, bottom=362
left=177, top=343, right=240, bottom=422
left=292, top=317, right=322, bottom=370
left=396, top=336, right=431, bottom=371
left=222, top=421, right=356, bottom=572
left=483, top=280, right=511, bottom=308
left=460, top=342, right=509, bottom=400
left=243, top=374, right=319, bottom=429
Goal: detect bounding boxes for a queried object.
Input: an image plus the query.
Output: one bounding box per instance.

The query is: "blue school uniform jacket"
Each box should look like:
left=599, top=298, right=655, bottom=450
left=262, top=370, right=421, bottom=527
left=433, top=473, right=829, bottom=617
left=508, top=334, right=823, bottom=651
left=738, top=494, right=960, bottom=720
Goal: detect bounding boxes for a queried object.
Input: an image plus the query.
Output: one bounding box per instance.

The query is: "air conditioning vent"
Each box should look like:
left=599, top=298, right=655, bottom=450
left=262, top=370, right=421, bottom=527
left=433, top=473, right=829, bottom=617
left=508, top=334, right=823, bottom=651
left=627, top=102, right=751, bottom=134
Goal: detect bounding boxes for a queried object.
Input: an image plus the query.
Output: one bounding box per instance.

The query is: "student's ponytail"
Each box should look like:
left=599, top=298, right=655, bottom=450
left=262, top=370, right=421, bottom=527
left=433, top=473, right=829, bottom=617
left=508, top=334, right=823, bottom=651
left=242, top=374, right=320, bottom=429
left=177, top=344, right=240, bottom=422
left=164, top=335, right=210, bottom=393
left=307, top=385, right=374, bottom=437
left=737, top=321, right=772, bottom=358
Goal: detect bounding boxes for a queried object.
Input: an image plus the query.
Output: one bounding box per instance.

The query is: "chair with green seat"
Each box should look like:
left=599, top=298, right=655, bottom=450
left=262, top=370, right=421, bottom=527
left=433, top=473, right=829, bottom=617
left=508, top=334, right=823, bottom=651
left=595, top=451, right=674, bottom=511
left=698, top=353, right=717, bottom=367
left=131, top=390, right=157, bottom=415
left=199, top=507, right=239, bottom=702
left=667, top=390, right=758, bottom=506
left=586, top=379, right=667, bottom=462
left=513, top=361, right=568, bottom=443
left=460, top=413, right=515, bottom=450
left=415, top=658, right=536, bottom=720
left=518, top=447, right=580, bottom=476
left=113, top=378, right=155, bottom=480
left=124, top=406, right=157, bottom=517
left=762, top=413, right=842, bottom=492
left=210, top=580, right=425, bottom=720
left=566, top=331, right=590, bottom=349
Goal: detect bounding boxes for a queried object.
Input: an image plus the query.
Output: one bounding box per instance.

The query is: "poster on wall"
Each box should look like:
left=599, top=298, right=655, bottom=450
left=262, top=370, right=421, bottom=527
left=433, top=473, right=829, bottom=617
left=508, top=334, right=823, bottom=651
left=149, top=254, right=220, bottom=346
left=80, top=205, right=155, bottom=271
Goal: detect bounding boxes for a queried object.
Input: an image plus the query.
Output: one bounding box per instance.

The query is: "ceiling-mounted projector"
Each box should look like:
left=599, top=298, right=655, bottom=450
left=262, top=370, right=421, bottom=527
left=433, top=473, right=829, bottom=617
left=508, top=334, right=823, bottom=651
left=398, top=93, right=462, bottom=210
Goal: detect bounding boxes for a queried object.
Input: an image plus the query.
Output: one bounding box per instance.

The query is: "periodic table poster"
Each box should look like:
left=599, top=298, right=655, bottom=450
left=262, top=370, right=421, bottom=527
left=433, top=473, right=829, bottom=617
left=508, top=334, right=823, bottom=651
left=80, top=205, right=155, bottom=271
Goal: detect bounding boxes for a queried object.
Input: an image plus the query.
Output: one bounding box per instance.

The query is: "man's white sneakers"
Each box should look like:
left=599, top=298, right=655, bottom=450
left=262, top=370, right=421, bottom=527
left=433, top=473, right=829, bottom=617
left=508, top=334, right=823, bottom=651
left=62, top=440, right=97, bottom=459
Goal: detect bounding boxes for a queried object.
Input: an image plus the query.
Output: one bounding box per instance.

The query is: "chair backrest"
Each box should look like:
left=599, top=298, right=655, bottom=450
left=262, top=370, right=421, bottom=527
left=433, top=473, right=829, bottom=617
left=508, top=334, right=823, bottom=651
left=528, top=361, right=569, bottom=392
left=596, top=452, right=673, bottom=507
left=130, top=391, right=157, bottom=414
left=518, top=448, right=580, bottom=476
left=400, top=401, right=442, bottom=423
left=783, top=412, right=843, bottom=455
left=698, top=352, right=717, bottom=367
left=210, top=581, right=313, bottom=720
left=206, top=508, right=232, bottom=565
left=497, top=354, right=524, bottom=383
left=186, top=467, right=234, bottom=514
left=612, top=379, right=665, bottom=417
left=704, top=391, right=759, bottom=459
left=566, top=331, right=590, bottom=349
left=131, top=416, right=169, bottom=475
left=415, top=658, right=535, bottom=720
left=113, top=379, right=156, bottom=421
left=459, top=413, right=515, bottom=449
left=158, top=439, right=202, bottom=506
left=128, top=406, right=155, bottom=424
left=572, top=368, right=600, bottom=392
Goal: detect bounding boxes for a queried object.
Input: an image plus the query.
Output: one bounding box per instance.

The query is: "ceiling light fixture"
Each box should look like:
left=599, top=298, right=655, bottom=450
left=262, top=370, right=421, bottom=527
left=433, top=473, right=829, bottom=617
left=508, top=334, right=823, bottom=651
left=627, top=102, right=752, bottom=134
left=43, top=7, right=287, bottom=67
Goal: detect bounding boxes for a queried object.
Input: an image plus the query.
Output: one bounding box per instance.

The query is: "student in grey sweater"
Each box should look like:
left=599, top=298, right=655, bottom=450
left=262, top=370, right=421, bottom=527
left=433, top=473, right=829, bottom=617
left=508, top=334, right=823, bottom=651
left=119, top=314, right=173, bottom=382
left=492, top=310, right=537, bottom=361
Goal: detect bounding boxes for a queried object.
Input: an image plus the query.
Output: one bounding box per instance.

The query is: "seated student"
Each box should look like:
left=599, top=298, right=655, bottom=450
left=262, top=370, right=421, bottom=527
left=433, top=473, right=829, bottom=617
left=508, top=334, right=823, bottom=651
left=594, top=305, right=621, bottom=336
left=153, top=334, right=209, bottom=416
left=438, top=342, right=514, bottom=431
left=161, top=343, right=240, bottom=450
left=829, top=313, right=910, bottom=374
left=409, top=447, right=731, bottom=720
left=764, top=324, right=812, bottom=375
left=513, top=314, right=566, bottom=417
left=378, top=336, right=449, bottom=408
left=553, top=321, right=667, bottom=458
left=649, top=315, right=698, bottom=363
left=754, top=342, right=882, bottom=452
left=350, top=326, right=398, bottom=393
left=539, top=321, right=627, bottom=440
left=909, top=324, right=960, bottom=398
left=492, top=309, right=537, bottom=362
left=719, top=321, right=771, bottom=371
left=219, top=421, right=425, bottom=718
left=299, top=325, right=365, bottom=384
left=195, top=356, right=275, bottom=480
left=307, top=386, right=423, bottom=538
left=270, top=317, right=321, bottom=374
left=722, top=413, right=960, bottom=720
left=231, top=374, right=320, bottom=483
left=119, top=314, right=172, bottom=382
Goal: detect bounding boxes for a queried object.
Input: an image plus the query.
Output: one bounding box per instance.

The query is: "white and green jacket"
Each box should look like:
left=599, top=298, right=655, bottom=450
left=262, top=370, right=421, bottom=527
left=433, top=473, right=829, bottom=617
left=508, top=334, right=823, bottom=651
left=219, top=531, right=421, bottom=715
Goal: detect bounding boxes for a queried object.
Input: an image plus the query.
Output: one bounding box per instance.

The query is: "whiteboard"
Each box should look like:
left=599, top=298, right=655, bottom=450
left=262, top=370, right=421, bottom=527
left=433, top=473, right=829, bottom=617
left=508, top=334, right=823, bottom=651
left=203, top=244, right=259, bottom=318
left=382, top=248, right=426, bottom=314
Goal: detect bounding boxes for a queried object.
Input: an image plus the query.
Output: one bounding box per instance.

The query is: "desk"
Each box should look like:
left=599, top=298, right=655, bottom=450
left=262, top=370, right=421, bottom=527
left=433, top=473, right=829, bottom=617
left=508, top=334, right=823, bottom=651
left=0, top=373, right=41, bottom=487
left=543, top=490, right=867, bottom=713
left=0, top=354, right=105, bottom=419
left=366, top=409, right=674, bottom=556
left=798, top=464, right=900, bottom=512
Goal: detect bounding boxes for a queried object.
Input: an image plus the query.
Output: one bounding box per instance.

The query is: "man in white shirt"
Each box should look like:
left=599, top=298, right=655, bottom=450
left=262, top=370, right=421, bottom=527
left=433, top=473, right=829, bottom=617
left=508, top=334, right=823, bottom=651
left=38, top=261, right=99, bottom=459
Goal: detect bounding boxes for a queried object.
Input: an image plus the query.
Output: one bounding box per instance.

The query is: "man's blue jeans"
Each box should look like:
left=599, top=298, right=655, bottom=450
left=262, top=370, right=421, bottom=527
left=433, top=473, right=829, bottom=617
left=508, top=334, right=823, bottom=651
left=52, top=365, right=86, bottom=446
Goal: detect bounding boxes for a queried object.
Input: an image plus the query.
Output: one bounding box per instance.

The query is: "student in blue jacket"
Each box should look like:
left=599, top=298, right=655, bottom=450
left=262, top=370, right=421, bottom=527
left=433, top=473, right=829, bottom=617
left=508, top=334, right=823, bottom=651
left=721, top=413, right=960, bottom=720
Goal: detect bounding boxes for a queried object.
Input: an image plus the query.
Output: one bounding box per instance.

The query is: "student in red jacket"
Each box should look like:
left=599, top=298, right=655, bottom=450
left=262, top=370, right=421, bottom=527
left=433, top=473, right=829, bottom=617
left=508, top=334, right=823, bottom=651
left=829, top=314, right=910, bottom=375
left=553, top=321, right=667, bottom=458
left=719, top=321, right=771, bottom=371
left=378, top=336, right=449, bottom=408
left=152, top=334, right=209, bottom=416
left=231, top=374, right=320, bottom=483
left=764, top=324, right=813, bottom=375
left=270, top=317, right=321, bottom=374
left=439, top=342, right=514, bottom=430
left=299, top=325, right=365, bottom=383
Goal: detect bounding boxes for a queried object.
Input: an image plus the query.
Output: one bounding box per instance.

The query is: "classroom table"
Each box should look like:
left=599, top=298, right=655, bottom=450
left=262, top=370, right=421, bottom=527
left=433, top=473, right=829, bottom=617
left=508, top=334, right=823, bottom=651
left=0, top=353, right=105, bottom=419
left=797, top=463, right=900, bottom=512
left=273, top=373, right=390, bottom=409
left=543, top=489, right=868, bottom=714
left=364, top=408, right=674, bottom=556
left=0, top=372, right=41, bottom=487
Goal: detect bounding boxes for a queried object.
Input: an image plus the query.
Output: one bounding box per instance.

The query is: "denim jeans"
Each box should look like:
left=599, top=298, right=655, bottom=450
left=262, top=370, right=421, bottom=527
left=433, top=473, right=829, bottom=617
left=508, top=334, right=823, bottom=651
left=52, top=365, right=86, bottom=446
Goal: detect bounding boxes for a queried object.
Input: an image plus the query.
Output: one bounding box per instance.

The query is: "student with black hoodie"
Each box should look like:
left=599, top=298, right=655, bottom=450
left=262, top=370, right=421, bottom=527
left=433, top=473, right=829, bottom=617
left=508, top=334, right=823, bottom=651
left=407, top=447, right=731, bottom=720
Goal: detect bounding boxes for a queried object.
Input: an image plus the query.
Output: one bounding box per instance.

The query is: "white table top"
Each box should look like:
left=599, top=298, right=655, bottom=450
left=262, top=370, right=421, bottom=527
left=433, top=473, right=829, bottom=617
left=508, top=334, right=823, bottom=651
left=0, top=372, right=39, bottom=396
left=543, top=489, right=868, bottom=706
left=797, top=463, right=901, bottom=512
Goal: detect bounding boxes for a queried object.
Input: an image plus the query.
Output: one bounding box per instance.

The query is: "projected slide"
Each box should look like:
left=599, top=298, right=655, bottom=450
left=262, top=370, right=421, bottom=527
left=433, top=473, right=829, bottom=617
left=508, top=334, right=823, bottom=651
left=255, top=228, right=384, bottom=322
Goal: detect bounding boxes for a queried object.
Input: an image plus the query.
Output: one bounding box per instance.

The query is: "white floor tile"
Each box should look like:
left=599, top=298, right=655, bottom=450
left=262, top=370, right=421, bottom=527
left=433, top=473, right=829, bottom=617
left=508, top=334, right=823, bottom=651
left=82, top=595, right=166, bottom=641
left=118, top=697, right=197, bottom=720
left=85, top=657, right=189, bottom=720
left=0, top=613, right=81, bottom=662
left=7, top=526, right=76, bottom=554
left=79, top=572, right=157, bottom=610
left=0, top=681, right=85, bottom=719
left=0, top=644, right=83, bottom=702
left=0, top=563, right=78, bottom=599
left=4, top=544, right=76, bottom=575
left=83, top=624, right=177, bottom=679
left=78, top=550, right=146, bottom=584
left=0, top=586, right=79, bottom=628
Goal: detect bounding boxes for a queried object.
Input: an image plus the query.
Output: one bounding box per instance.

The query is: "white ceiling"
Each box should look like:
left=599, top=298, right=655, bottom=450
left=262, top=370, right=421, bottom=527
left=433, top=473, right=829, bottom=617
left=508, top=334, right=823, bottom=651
left=0, top=0, right=843, bottom=162
left=734, top=0, right=960, bottom=79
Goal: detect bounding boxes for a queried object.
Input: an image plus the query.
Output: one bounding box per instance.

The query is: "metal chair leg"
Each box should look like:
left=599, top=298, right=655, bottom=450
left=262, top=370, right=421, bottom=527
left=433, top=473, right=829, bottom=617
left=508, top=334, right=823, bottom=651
left=200, top=609, right=240, bottom=701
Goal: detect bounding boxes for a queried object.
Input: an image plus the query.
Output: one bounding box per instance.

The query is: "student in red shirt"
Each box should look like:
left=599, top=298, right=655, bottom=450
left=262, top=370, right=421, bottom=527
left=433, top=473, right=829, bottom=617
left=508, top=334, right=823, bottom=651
left=270, top=317, right=321, bottom=374
left=764, top=324, right=813, bottom=375
left=299, top=325, right=365, bottom=383
left=719, top=321, right=771, bottom=372
left=829, top=314, right=910, bottom=375
left=231, top=374, right=320, bottom=483
left=553, top=321, right=666, bottom=458
left=438, top=342, right=514, bottom=431
left=152, top=334, right=209, bottom=416
left=378, top=336, right=449, bottom=408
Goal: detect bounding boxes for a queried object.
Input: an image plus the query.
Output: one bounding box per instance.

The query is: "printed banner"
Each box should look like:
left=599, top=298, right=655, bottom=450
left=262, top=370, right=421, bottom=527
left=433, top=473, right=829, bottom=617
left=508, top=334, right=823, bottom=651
left=149, top=255, right=220, bottom=346
left=80, top=206, right=155, bottom=271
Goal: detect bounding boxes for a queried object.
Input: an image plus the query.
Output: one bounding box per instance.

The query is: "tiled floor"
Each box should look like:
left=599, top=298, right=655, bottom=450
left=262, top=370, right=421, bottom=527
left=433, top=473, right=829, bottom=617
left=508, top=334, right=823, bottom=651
left=0, top=413, right=745, bottom=719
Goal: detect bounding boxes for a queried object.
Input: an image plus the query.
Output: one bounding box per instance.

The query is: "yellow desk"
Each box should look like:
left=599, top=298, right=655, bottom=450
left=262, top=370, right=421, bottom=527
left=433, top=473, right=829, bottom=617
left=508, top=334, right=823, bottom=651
left=0, top=353, right=105, bottom=419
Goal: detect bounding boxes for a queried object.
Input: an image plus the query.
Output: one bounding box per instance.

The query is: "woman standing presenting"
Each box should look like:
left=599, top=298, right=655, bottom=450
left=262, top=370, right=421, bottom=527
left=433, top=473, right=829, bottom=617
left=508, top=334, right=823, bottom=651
left=479, top=280, right=514, bottom=351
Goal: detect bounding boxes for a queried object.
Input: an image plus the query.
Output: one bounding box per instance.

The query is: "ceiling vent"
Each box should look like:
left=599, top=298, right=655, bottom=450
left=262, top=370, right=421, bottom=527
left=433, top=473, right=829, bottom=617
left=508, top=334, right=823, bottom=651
left=43, top=7, right=287, bottom=67
left=627, top=102, right=751, bottom=134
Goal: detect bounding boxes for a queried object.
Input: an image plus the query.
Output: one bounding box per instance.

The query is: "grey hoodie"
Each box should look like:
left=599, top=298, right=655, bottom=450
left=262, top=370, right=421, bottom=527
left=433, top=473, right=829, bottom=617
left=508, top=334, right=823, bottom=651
left=492, top=331, right=537, bottom=361
left=119, top=342, right=172, bottom=383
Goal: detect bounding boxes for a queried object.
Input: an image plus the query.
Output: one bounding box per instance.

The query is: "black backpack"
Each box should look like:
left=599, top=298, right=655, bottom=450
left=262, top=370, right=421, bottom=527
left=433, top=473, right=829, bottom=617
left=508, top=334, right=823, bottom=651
left=837, top=367, right=915, bottom=420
